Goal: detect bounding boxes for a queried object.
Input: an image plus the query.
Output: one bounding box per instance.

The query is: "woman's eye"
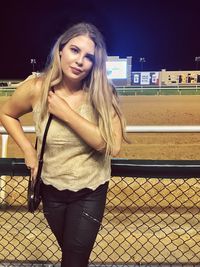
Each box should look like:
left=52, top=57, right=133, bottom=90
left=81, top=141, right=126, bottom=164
left=71, top=47, right=79, bottom=53
left=86, top=54, right=94, bottom=63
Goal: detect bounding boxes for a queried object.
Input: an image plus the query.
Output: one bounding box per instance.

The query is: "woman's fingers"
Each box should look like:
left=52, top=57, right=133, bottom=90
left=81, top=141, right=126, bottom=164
left=24, top=147, right=40, bottom=184
left=32, top=166, right=38, bottom=180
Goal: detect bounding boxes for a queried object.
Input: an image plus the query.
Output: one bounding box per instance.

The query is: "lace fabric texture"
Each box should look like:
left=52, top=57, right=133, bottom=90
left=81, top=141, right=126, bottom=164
left=32, top=102, right=111, bottom=191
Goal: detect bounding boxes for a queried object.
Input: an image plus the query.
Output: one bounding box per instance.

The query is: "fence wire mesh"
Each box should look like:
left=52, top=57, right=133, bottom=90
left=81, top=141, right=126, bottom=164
left=0, top=174, right=199, bottom=266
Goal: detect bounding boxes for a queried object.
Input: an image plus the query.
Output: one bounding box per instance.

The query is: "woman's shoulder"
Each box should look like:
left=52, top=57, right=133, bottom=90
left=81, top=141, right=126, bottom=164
left=17, top=74, right=45, bottom=104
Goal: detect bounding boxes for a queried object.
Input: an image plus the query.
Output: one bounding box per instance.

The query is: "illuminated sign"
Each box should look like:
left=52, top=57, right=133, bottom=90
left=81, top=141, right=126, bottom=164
left=106, top=60, right=127, bottom=79
left=132, top=72, right=159, bottom=85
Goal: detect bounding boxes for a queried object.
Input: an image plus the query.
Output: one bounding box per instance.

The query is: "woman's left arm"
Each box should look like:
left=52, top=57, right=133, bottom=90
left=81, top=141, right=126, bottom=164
left=47, top=91, right=122, bottom=156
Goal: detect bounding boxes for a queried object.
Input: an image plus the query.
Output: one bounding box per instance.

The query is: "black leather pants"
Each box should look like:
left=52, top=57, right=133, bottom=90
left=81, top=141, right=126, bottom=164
left=41, top=181, right=109, bottom=267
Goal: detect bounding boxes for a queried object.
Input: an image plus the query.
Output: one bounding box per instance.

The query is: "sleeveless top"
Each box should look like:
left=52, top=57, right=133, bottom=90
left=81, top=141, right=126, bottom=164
left=32, top=100, right=111, bottom=191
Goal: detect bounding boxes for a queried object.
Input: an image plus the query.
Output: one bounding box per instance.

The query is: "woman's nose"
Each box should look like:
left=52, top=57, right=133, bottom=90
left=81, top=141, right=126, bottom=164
left=76, top=55, right=84, bottom=66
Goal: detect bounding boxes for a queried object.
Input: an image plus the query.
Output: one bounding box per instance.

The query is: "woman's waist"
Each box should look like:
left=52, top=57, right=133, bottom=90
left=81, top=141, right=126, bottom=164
left=42, top=149, right=110, bottom=170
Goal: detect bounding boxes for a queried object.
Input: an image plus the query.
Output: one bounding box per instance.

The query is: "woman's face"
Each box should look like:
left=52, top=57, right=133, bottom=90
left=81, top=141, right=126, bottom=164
left=60, top=35, right=95, bottom=84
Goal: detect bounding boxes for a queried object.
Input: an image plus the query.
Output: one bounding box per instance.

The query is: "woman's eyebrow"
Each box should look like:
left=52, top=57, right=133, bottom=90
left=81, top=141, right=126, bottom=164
left=70, top=44, right=80, bottom=50
left=70, top=44, right=94, bottom=56
left=86, top=53, right=95, bottom=58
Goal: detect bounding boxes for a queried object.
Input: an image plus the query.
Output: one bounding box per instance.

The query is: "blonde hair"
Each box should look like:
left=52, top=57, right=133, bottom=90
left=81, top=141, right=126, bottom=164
left=39, top=22, right=128, bottom=155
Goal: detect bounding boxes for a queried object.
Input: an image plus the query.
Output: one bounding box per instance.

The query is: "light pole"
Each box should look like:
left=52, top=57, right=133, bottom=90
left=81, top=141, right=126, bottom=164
left=195, top=56, right=200, bottom=70
left=30, top=58, right=36, bottom=72
left=139, top=57, right=146, bottom=71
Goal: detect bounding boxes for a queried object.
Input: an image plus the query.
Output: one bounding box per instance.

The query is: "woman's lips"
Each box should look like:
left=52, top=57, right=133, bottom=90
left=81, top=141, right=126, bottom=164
left=70, top=67, right=83, bottom=74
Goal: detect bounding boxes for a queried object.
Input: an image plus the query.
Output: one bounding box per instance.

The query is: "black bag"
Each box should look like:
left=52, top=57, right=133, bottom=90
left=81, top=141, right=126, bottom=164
left=27, top=173, right=42, bottom=213
left=27, top=114, right=52, bottom=213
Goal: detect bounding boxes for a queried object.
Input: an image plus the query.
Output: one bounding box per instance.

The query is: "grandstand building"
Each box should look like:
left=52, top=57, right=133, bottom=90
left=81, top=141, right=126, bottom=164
left=159, top=69, right=200, bottom=86
left=106, top=56, right=200, bottom=87
left=131, top=69, right=200, bottom=86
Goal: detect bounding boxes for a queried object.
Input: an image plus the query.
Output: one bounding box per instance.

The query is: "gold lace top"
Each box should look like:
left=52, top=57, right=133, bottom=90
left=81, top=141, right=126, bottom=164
left=32, top=101, right=111, bottom=191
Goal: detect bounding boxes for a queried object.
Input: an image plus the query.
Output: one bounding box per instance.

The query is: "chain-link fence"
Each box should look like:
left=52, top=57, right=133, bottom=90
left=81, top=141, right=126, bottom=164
left=0, top=158, right=200, bottom=266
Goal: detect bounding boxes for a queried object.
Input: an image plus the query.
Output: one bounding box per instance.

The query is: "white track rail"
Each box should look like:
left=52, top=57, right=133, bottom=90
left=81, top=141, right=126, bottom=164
left=1, top=125, right=200, bottom=157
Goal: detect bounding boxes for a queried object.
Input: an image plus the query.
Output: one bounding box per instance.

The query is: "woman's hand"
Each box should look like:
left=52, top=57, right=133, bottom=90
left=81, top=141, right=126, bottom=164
left=47, top=91, right=70, bottom=120
left=24, top=148, right=38, bottom=183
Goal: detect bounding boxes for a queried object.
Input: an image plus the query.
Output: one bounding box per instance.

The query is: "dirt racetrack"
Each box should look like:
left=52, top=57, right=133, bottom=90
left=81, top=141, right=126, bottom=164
left=119, top=95, right=200, bottom=159
left=1, top=94, right=200, bottom=160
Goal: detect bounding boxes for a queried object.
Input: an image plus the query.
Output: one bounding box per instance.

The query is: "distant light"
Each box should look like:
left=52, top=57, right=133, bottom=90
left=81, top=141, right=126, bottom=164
left=139, top=57, right=146, bottom=63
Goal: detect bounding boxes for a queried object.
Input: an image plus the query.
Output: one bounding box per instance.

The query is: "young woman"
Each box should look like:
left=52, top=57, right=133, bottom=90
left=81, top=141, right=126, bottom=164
left=0, top=22, right=127, bottom=267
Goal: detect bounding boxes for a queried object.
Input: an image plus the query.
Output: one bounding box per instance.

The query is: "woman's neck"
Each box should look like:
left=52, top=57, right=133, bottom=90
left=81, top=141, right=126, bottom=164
left=60, top=78, right=83, bottom=95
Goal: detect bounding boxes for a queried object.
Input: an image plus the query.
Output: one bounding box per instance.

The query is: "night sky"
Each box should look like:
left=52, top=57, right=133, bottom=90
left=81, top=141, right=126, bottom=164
left=1, top=0, right=200, bottom=79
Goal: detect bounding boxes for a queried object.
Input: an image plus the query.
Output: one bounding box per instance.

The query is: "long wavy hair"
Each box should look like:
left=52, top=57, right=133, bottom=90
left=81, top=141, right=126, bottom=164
left=39, top=22, right=128, bottom=155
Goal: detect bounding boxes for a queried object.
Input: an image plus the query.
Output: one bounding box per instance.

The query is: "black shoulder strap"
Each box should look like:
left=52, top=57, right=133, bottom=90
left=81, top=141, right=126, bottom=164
left=35, top=113, right=53, bottom=178
left=36, top=87, right=54, bottom=172
left=38, top=87, right=54, bottom=161
left=39, top=113, right=53, bottom=162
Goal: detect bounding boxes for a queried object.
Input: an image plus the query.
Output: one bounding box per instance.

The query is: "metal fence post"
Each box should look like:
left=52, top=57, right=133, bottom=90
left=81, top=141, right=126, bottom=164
left=0, top=134, right=9, bottom=204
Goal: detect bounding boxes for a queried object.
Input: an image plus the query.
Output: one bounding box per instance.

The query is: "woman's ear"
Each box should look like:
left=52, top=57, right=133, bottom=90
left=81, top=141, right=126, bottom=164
left=59, top=51, right=62, bottom=56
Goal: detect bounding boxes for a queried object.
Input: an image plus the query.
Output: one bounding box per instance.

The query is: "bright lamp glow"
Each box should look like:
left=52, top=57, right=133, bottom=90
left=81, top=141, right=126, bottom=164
left=106, top=60, right=127, bottom=79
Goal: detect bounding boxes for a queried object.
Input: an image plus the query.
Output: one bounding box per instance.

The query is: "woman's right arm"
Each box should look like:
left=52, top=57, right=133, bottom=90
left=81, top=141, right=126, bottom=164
left=0, top=78, right=40, bottom=178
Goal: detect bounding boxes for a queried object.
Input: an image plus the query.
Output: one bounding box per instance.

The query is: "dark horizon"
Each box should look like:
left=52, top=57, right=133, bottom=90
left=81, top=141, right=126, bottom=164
left=1, top=0, right=200, bottom=79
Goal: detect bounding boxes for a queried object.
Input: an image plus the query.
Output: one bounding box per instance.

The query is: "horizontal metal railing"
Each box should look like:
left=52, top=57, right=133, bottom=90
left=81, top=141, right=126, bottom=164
left=1, top=157, right=200, bottom=178
left=1, top=124, right=200, bottom=159
left=2, top=125, right=200, bottom=134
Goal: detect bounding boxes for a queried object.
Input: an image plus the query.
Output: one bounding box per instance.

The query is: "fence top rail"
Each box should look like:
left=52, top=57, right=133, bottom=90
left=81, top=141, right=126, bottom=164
left=0, top=158, right=200, bottom=178
left=0, top=126, right=35, bottom=134
left=1, top=125, right=200, bottom=134
left=116, top=87, right=200, bottom=90
left=115, top=85, right=200, bottom=89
